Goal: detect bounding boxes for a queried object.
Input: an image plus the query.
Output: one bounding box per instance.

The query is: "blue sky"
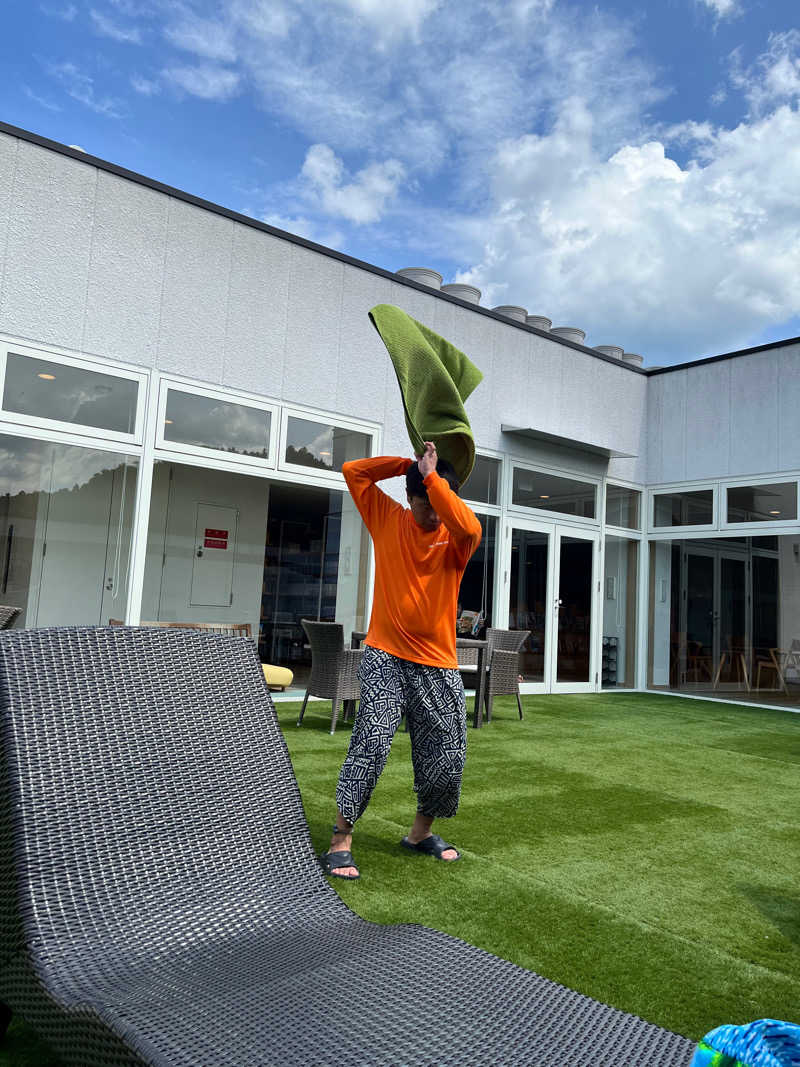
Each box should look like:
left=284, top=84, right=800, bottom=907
left=2, top=0, right=799, bottom=366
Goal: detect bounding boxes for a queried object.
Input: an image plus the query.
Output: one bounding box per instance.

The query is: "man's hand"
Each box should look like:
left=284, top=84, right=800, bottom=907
left=417, top=441, right=437, bottom=478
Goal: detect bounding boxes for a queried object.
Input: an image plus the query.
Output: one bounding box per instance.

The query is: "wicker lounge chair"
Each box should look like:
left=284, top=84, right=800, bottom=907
left=484, top=627, right=531, bottom=721
left=0, top=605, right=20, bottom=630
left=298, top=618, right=363, bottom=734
left=0, top=626, right=694, bottom=1067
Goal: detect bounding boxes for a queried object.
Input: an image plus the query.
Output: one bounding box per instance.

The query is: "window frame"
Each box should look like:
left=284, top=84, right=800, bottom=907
left=720, top=475, right=800, bottom=532
left=461, top=449, right=503, bottom=511
left=278, top=405, right=379, bottom=484
left=506, top=460, right=601, bottom=526
left=155, top=375, right=279, bottom=471
left=603, top=480, right=643, bottom=534
left=0, top=337, right=148, bottom=446
left=648, top=482, right=718, bottom=534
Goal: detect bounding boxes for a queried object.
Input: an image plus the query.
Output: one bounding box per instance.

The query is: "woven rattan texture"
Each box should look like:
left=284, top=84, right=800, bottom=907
left=298, top=619, right=363, bottom=732
left=0, top=606, right=20, bottom=630
left=0, top=627, right=694, bottom=1066
left=484, top=628, right=530, bottom=719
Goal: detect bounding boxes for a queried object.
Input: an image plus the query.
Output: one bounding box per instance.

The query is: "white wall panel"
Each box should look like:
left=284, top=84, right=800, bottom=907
left=336, top=267, right=393, bottom=424
left=157, top=199, right=233, bottom=382
left=0, top=134, right=18, bottom=299
left=649, top=371, right=687, bottom=483
left=778, top=344, right=800, bottom=471
left=83, top=171, right=168, bottom=366
left=223, top=223, right=290, bottom=396
left=280, top=244, right=343, bottom=408
left=686, top=361, right=730, bottom=479
left=729, top=353, right=778, bottom=476
left=1, top=142, right=95, bottom=350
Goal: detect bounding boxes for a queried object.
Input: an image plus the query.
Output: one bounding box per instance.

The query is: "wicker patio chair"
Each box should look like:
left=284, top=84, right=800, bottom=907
left=109, top=619, right=252, bottom=637
left=484, top=627, right=531, bottom=722
left=0, top=605, right=20, bottom=630
left=298, top=619, right=362, bottom=734
left=0, top=625, right=694, bottom=1067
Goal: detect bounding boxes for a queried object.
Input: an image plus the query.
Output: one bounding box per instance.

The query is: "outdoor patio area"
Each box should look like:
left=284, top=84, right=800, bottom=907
left=3, top=689, right=799, bottom=1065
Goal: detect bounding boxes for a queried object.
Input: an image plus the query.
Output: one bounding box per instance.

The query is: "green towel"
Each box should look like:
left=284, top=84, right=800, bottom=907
left=368, top=304, right=483, bottom=485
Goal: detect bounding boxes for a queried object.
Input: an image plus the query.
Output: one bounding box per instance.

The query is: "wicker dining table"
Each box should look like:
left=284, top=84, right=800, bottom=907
left=351, top=631, right=488, bottom=728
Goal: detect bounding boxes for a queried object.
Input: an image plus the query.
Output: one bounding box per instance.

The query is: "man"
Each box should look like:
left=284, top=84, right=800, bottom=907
left=320, top=441, right=482, bottom=880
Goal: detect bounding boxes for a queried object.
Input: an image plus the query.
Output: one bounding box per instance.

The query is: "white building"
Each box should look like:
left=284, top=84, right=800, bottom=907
left=1, top=121, right=799, bottom=707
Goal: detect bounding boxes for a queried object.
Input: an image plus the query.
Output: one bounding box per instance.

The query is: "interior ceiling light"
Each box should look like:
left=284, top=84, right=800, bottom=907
left=37, top=373, right=56, bottom=380
left=540, top=494, right=550, bottom=499
left=769, top=509, right=781, bottom=515
left=164, top=419, right=173, bottom=424
left=319, top=450, right=331, bottom=456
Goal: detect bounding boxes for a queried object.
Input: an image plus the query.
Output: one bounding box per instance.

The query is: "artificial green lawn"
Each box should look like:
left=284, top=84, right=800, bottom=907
left=3, top=692, right=799, bottom=1064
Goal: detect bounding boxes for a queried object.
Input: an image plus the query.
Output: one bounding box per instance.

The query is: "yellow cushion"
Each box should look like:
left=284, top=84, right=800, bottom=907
left=262, top=664, right=294, bottom=690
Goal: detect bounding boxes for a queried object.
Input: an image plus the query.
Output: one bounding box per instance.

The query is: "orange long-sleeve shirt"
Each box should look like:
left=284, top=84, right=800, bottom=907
left=343, top=456, right=482, bottom=669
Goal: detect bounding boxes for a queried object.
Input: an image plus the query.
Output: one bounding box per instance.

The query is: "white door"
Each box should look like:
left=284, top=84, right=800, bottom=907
left=502, top=519, right=600, bottom=693
left=189, top=503, right=238, bottom=608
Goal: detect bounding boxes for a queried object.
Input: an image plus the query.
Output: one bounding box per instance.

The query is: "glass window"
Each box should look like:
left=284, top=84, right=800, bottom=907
left=285, top=416, right=371, bottom=472
left=457, top=515, right=496, bottom=636
left=653, top=489, right=713, bottom=527
left=163, top=389, right=272, bottom=460
left=3, top=352, right=138, bottom=434
left=512, top=468, right=596, bottom=519
left=726, top=483, right=797, bottom=524
left=606, top=485, right=641, bottom=529
left=0, top=432, right=138, bottom=627
left=602, top=535, right=638, bottom=688
left=462, top=455, right=500, bottom=505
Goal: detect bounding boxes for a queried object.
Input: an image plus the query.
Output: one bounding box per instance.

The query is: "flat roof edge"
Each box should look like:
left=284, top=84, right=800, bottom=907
left=0, top=120, right=645, bottom=371
left=646, top=335, right=800, bottom=374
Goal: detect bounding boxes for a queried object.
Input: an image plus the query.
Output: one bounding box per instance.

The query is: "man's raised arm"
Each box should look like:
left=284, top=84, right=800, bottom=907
left=342, top=456, right=410, bottom=531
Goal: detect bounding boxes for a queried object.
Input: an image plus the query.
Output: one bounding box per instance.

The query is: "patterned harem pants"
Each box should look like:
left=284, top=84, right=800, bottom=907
left=336, top=645, right=467, bottom=826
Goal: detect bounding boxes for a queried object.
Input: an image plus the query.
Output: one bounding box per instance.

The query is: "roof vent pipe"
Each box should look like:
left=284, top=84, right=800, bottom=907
left=526, top=315, right=551, bottom=331
left=493, top=305, right=528, bottom=322
left=396, top=267, right=442, bottom=289
left=622, top=352, right=644, bottom=367
left=441, top=283, right=481, bottom=304
left=550, top=326, right=586, bottom=344
left=594, top=345, right=624, bottom=360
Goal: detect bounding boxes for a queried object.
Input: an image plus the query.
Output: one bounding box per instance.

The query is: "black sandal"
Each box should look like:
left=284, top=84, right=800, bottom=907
left=319, top=849, right=360, bottom=880
left=400, top=833, right=461, bottom=861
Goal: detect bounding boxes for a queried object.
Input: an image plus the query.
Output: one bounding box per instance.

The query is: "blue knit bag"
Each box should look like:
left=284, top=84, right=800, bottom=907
left=690, top=1019, right=800, bottom=1067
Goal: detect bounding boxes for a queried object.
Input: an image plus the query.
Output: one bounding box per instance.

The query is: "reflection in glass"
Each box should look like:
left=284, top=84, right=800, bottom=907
left=512, top=468, right=596, bottom=518
left=556, top=537, right=593, bottom=683
left=458, top=515, right=496, bottom=636
left=726, top=483, right=797, bottom=523
left=462, top=455, right=500, bottom=505
left=163, top=389, right=271, bottom=459
left=653, top=490, right=713, bottom=527
left=3, top=352, right=138, bottom=434
left=0, top=433, right=137, bottom=626
left=606, top=485, right=641, bottom=529
left=602, top=536, right=638, bottom=688
left=509, top=529, right=548, bottom=682
left=648, top=535, right=800, bottom=707
left=285, top=417, right=371, bottom=472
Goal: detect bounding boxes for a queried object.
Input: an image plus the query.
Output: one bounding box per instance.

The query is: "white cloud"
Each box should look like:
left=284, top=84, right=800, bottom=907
left=163, top=64, right=241, bottom=100
left=453, top=95, right=800, bottom=360
left=731, top=30, right=800, bottom=116
left=299, top=144, right=406, bottom=224
left=131, top=74, right=160, bottom=95
left=697, top=0, right=742, bottom=19
left=332, top=0, right=441, bottom=42
left=90, top=9, right=142, bottom=42
left=164, top=14, right=238, bottom=62
left=262, top=212, right=345, bottom=250
left=46, top=61, right=124, bottom=117
left=24, top=85, right=62, bottom=112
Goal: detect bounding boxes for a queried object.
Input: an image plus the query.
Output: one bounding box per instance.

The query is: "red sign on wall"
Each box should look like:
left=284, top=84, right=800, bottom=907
left=203, top=527, right=229, bottom=550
